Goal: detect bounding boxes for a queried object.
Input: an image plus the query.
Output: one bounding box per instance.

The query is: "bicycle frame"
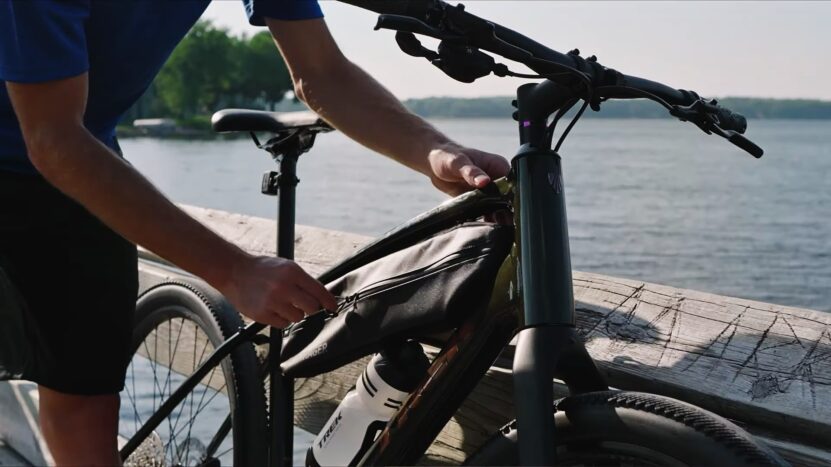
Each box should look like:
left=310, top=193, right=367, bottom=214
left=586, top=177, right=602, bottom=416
left=121, top=81, right=608, bottom=466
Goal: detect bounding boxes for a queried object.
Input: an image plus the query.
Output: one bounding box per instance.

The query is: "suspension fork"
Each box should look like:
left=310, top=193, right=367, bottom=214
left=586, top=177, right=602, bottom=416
left=511, top=84, right=606, bottom=465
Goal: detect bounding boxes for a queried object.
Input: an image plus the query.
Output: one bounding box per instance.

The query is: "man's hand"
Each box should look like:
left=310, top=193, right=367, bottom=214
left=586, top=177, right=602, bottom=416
left=428, top=143, right=511, bottom=196
left=222, top=255, right=338, bottom=329
left=267, top=19, right=510, bottom=197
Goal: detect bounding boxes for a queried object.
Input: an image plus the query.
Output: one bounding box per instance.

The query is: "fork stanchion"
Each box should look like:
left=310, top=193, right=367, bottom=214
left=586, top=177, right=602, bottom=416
left=271, top=149, right=299, bottom=467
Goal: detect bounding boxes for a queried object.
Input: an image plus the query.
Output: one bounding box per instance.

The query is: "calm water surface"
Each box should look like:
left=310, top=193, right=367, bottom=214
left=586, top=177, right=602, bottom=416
left=122, top=118, right=830, bottom=312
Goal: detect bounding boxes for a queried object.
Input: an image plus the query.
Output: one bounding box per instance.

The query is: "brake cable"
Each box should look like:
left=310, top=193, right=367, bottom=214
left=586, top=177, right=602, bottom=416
left=545, top=97, right=579, bottom=148
left=494, top=66, right=574, bottom=81
left=554, top=98, right=591, bottom=152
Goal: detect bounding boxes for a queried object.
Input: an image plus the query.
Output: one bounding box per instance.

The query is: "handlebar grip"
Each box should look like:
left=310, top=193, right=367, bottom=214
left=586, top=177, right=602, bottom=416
left=728, top=132, right=763, bottom=158
left=715, top=107, right=747, bottom=134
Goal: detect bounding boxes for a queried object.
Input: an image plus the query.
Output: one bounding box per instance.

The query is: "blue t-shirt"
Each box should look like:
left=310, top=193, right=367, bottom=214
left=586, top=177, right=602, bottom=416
left=0, top=0, right=322, bottom=174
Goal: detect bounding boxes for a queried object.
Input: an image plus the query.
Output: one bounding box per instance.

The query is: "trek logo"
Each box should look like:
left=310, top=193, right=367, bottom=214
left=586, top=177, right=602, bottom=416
left=548, top=171, right=563, bottom=194
left=318, top=411, right=343, bottom=449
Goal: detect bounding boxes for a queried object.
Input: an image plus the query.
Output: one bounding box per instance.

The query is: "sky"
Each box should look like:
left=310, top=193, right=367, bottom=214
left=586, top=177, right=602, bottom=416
left=203, top=1, right=831, bottom=100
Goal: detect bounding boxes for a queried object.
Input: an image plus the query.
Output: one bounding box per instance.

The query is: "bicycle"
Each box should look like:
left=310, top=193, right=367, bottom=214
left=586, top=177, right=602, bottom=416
left=117, top=0, right=788, bottom=465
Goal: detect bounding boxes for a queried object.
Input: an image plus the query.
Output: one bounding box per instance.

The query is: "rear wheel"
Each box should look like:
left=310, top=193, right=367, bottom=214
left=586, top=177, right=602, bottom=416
left=119, top=281, right=267, bottom=466
left=465, top=391, right=788, bottom=466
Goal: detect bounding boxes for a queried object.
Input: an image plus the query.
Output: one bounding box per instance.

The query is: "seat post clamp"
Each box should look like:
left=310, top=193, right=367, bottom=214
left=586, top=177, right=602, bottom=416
left=277, top=173, right=300, bottom=188
left=261, top=171, right=279, bottom=196
left=261, top=171, right=300, bottom=196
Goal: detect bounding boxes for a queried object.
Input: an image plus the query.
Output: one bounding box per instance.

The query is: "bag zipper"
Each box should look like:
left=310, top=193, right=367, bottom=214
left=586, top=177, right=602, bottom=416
left=334, top=243, right=493, bottom=314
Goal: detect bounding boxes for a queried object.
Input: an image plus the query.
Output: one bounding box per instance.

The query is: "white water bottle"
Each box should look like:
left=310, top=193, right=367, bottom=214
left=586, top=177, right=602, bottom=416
left=306, top=341, right=429, bottom=467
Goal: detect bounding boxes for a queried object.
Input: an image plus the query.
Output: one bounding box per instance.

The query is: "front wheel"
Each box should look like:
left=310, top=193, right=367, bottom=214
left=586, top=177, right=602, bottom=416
left=464, top=391, right=788, bottom=466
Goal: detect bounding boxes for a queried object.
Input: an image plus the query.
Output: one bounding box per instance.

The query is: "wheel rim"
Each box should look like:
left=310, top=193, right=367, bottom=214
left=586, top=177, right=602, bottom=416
left=119, top=310, right=235, bottom=466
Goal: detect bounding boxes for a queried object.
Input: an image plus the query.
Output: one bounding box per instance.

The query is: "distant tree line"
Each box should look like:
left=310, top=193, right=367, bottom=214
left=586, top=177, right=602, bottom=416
left=123, top=21, right=293, bottom=127
left=123, top=20, right=829, bottom=130
left=403, top=96, right=831, bottom=120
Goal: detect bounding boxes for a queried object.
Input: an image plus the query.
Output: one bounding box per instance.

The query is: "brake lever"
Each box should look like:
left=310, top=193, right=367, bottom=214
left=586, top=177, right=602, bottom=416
left=392, top=31, right=492, bottom=83
left=711, top=124, right=764, bottom=159
left=670, top=100, right=763, bottom=158
left=377, top=7, right=583, bottom=85
left=395, top=32, right=439, bottom=60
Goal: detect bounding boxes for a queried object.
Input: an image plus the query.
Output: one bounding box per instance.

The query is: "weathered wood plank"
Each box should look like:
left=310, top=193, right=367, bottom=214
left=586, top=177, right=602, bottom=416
left=180, top=205, right=372, bottom=277
left=136, top=205, right=831, bottom=464
left=570, top=273, right=831, bottom=448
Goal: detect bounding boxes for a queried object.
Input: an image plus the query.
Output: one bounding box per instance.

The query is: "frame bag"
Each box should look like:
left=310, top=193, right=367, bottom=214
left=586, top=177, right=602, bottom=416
left=281, top=222, right=514, bottom=377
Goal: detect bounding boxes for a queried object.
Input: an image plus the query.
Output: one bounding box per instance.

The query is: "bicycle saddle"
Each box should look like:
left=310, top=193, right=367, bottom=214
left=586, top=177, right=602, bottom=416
left=211, top=109, right=332, bottom=134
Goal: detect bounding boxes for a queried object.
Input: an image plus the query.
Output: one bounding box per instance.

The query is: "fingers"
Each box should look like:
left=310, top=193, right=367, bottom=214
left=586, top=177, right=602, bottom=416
left=273, top=302, right=304, bottom=324
left=290, top=286, right=324, bottom=315
left=293, top=268, right=338, bottom=311
left=469, top=168, right=491, bottom=188
left=270, top=316, right=291, bottom=329
left=465, top=150, right=510, bottom=181
left=478, top=151, right=511, bottom=179
left=228, top=257, right=337, bottom=329
left=446, top=154, right=490, bottom=188
left=441, top=149, right=511, bottom=191
left=267, top=266, right=335, bottom=326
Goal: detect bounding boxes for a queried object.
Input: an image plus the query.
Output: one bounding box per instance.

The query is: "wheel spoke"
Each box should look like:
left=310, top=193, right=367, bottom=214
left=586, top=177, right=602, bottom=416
left=143, top=336, right=163, bottom=415
left=171, top=381, right=228, bottom=442
left=167, top=319, right=196, bottom=445
left=205, top=414, right=232, bottom=459
left=169, top=322, right=215, bottom=445
left=164, top=317, right=194, bottom=464
left=123, top=360, right=143, bottom=435
left=215, top=445, right=233, bottom=461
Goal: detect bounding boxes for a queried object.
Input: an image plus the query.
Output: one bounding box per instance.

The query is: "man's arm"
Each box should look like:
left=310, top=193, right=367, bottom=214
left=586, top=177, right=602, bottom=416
left=5, top=74, right=336, bottom=327
left=266, top=18, right=510, bottom=196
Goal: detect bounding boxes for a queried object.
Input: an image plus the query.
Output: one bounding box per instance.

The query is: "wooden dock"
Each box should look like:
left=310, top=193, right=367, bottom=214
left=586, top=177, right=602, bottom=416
left=3, top=204, right=828, bottom=465
left=135, top=205, right=831, bottom=466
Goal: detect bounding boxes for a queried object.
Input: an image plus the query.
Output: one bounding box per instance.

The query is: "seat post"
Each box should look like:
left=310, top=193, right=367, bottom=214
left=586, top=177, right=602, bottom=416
left=270, top=144, right=301, bottom=467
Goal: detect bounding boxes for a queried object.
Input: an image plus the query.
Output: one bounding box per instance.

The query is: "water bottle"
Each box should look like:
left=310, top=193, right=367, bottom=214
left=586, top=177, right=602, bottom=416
left=306, top=341, right=430, bottom=467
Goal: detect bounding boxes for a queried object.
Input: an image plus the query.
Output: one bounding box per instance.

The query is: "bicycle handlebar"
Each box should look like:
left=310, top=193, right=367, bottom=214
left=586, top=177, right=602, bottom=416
left=340, top=0, right=763, bottom=157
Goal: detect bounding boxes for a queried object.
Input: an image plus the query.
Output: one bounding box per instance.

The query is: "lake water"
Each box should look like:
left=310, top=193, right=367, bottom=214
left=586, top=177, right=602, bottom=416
left=121, top=118, right=830, bottom=313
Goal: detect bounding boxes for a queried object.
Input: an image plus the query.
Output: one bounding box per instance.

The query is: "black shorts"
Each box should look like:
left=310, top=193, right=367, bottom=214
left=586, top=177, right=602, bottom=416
left=0, top=170, right=137, bottom=395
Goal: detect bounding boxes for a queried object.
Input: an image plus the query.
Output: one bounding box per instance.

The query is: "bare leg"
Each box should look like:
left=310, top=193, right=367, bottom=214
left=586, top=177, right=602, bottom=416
left=38, top=386, right=121, bottom=467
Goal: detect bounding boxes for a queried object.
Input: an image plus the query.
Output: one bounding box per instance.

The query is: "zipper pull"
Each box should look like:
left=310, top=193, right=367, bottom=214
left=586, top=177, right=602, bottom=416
left=335, top=293, right=359, bottom=315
